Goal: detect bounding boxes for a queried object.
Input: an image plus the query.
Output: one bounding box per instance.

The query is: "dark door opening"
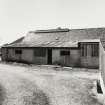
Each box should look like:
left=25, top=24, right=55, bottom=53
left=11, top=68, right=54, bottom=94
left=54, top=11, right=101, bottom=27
left=48, top=49, right=52, bottom=64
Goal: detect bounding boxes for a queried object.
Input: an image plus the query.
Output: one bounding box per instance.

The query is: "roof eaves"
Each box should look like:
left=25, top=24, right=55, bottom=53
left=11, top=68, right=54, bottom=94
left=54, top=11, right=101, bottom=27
left=35, top=28, right=70, bottom=33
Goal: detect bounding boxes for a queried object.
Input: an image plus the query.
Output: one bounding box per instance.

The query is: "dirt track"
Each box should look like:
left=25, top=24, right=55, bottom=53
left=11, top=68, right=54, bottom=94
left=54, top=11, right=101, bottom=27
left=0, top=63, right=100, bottom=105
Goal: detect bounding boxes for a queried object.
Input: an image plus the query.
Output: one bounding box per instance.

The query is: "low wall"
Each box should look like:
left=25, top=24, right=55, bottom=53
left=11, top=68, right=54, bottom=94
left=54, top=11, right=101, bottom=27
left=99, top=42, right=105, bottom=94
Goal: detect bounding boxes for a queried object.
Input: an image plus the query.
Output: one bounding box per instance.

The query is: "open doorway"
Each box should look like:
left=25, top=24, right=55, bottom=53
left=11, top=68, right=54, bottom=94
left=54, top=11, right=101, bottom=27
left=47, top=49, right=52, bottom=64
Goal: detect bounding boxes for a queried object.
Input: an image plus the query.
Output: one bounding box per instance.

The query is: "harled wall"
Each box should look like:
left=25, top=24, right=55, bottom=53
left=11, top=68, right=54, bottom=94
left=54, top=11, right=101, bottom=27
left=1, top=44, right=99, bottom=68
left=52, top=49, right=80, bottom=67
left=1, top=48, right=47, bottom=64
left=99, top=42, right=105, bottom=94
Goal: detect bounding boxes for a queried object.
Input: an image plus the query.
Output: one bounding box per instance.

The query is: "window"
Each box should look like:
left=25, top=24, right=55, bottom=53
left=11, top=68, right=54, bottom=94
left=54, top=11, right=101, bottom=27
left=81, top=44, right=87, bottom=56
left=81, top=43, right=99, bottom=57
left=15, top=49, right=22, bottom=54
left=60, top=50, right=70, bottom=56
left=34, top=48, right=46, bottom=57
left=91, top=44, right=99, bottom=57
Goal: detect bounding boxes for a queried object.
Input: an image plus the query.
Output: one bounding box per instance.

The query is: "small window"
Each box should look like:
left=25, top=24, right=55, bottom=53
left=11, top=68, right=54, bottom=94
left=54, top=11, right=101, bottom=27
left=34, top=48, right=46, bottom=57
left=15, top=49, right=22, bottom=54
left=60, top=50, right=70, bottom=56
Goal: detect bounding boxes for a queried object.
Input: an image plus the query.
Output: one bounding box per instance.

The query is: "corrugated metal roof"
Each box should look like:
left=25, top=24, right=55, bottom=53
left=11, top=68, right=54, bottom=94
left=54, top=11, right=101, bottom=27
left=3, top=27, right=105, bottom=48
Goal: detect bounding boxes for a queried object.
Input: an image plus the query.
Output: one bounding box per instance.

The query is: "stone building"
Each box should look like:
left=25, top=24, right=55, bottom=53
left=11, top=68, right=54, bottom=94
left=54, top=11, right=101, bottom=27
left=2, top=27, right=105, bottom=68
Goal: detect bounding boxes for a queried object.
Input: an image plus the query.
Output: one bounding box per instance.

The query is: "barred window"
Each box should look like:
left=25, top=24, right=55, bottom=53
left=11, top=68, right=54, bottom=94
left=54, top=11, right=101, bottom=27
left=34, top=48, right=46, bottom=57
left=15, top=49, right=22, bottom=54
left=60, top=50, right=70, bottom=56
left=91, top=44, right=99, bottom=57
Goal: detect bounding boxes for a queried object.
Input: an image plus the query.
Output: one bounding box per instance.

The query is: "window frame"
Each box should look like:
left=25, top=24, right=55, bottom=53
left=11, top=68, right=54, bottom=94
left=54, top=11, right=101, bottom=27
left=15, top=49, right=22, bottom=54
left=60, top=50, right=70, bottom=56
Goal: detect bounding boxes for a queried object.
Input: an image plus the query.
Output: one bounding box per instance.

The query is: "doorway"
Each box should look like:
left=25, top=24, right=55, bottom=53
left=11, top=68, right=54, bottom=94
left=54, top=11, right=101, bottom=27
left=48, top=49, right=52, bottom=64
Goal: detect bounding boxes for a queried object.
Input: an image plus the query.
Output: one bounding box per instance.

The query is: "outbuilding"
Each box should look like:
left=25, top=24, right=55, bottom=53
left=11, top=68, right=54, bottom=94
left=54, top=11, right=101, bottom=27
left=2, top=27, right=105, bottom=68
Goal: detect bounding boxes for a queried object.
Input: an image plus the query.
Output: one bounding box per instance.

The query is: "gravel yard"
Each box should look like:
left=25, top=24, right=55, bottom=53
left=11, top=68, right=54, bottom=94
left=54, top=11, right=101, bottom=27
left=0, top=63, right=101, bottom=105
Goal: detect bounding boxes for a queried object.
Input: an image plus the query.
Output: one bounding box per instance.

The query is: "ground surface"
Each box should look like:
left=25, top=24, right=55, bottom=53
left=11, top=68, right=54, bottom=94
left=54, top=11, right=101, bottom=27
left=0, top=62, right=101, bottom=105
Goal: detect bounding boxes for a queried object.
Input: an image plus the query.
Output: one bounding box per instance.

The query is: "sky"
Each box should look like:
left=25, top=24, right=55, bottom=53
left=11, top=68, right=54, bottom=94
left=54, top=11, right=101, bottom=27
left=0, top=0, right=105, bottom=45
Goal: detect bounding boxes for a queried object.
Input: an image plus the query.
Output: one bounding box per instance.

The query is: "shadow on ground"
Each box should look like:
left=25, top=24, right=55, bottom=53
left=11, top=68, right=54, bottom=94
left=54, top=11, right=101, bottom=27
left=0, top=85, right=6, bottom=105
left=23, top=90, right=50, bottom=105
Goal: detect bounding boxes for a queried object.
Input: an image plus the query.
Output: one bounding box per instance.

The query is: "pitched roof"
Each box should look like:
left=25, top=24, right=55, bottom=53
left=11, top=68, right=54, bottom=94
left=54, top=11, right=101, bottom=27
left=10, top=37, right=24, bottom=44
left=3, top=27, right=105, bottom=48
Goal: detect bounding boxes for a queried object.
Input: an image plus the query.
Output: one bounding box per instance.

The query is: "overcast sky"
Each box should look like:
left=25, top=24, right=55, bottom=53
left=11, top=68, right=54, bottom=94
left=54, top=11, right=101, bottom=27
left=0, top=0, right=105, bottom=45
